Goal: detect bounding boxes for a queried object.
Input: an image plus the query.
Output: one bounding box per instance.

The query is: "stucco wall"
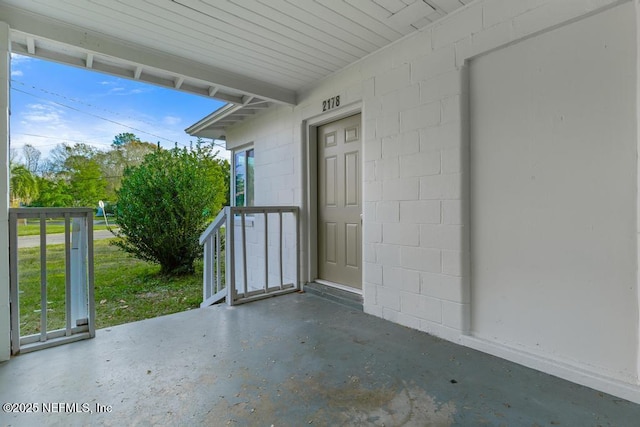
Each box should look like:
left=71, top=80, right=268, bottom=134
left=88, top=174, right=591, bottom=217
left=225, top=0, right=639, bottom=400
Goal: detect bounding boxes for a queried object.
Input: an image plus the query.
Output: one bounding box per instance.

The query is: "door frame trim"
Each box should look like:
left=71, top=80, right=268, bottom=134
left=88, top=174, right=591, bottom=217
left=301, top=101, right=363, bottom=287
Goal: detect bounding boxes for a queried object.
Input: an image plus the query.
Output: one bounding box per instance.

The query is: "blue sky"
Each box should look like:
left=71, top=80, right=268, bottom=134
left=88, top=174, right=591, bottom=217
left=10, top=53, right=228, bottom=161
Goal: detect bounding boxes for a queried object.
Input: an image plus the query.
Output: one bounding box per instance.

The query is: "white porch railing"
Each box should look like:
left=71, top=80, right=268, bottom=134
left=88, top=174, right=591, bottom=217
left=199, top=206, right=299, bottom=307
left=9, top=208, right=96, bottom=355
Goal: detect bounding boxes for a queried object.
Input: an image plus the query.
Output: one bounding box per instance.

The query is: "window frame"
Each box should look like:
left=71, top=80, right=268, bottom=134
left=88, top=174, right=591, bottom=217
left=232, top=145, right=255, bottom=208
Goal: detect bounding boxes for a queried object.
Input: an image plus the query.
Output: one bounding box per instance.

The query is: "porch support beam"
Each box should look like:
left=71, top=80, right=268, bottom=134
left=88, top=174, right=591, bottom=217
left=0, top=4, right=296, bottom=106
left=0, top=21, right=11, bottom=362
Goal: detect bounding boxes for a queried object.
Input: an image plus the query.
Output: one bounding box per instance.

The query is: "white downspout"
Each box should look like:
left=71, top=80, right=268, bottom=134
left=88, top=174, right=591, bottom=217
left=0, top=21, right=11, bottom=362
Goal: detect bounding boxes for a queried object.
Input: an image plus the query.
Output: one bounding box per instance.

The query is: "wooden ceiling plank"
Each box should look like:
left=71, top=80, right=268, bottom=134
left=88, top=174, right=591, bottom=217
left=315, top=0, right=406, bottom=41
left=387, top=1, right=436, bottom=31
left=258, top=0, right=383, bottom=53
left=373, top=0, right=410, bottom=14
left=215, top=0, right=363, bottom=64
left=82, top=0, right=335, bottom=78
left=300, top=0, right=401, bottom=47
left=159, top=0, right=347, bottom=71
left=428, top=0, right=465, bottom=14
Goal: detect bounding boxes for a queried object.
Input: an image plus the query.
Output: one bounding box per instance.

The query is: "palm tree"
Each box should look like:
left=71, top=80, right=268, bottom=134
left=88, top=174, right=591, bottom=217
left=10, top=164, right=38, bottom=207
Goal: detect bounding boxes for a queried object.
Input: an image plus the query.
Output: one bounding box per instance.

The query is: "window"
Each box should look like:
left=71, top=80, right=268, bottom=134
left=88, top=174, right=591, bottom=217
left=234, top=147, right=254, bottom=207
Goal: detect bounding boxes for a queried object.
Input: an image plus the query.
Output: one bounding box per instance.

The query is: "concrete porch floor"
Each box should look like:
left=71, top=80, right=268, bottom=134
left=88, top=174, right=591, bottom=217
left=1, top=293, right=639, bottom=426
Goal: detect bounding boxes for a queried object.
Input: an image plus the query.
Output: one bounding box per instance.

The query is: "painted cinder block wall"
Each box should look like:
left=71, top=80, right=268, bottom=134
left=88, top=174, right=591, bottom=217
left=225, top=0, right=640, bottom=403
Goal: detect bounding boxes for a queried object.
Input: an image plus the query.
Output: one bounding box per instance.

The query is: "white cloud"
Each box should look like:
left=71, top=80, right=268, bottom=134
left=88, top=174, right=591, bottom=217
left=10, top=53, right=31, bottom=78
left=22, top=103, right=65, bottom=125
left=163, top=115, right=181, bottom=126
left=10, top=53, right=32, bottom=64
left=11, top=96, right=229, bottom=161
left=114, top=87, right=151, bottom=96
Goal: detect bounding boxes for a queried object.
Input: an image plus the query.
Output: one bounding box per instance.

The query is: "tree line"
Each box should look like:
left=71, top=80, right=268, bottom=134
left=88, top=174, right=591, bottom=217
left=9, top=132, right=229, bottom=209
left=10, top=132, right=231, bottom=275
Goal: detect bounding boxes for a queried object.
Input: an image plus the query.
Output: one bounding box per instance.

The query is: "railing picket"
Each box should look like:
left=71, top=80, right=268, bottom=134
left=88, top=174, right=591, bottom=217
left=87, top=216, right=95, bottom=338
left=203, top=240, right=210, bottom=302
left=9, top=211, right=20, bottom=354
left=39, top=213, right=47, bottom=342
left=64, top=214, right=72, bottom=337
left=241, top=211, right=248, bottom=297
left=199, top=209, right=230, bottom=308
left=264, top=212, right=268, bottom=293
left=228, top=208, right=235, bottom=306
left=212, top=239, right=216, bottom=297
left=279, top=210, right=284, bottom=290
left=216, top=229, right=221, bottom=293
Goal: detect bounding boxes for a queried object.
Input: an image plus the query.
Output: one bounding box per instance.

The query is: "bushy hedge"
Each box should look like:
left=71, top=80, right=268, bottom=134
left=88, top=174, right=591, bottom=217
left=114, top=145, right=228, bottom=275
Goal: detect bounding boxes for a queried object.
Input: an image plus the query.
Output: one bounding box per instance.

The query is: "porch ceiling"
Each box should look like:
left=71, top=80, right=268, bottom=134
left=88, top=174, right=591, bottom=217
left=0, top=0, right=470, bottom=138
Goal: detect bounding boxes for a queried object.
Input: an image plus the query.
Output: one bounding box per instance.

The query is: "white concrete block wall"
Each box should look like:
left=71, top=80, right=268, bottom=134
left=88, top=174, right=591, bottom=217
left=226, top=0, right=637, bottom=401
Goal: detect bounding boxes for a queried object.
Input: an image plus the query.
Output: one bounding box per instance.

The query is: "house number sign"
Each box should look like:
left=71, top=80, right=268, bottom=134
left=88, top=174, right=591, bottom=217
left=322, top=95, right=340, bottom=112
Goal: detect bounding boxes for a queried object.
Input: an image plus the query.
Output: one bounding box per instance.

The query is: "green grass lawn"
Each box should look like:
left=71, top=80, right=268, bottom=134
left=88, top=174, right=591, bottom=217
left=17, top=223, right=115, bottom=236
left=17, top=238, right=203, bottom=335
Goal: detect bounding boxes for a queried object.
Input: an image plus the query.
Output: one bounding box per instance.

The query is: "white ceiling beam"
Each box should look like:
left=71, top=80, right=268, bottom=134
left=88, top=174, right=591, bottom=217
left=241, top=95, right=254, bottom=105
left=243, top=104, right=271, bottom=110
left=26, top=36, right=35, bottom=54
left=0, top=4, right=296, bottom=105
left=11, top=43, right=85, bottom=68
left=208, top=86, right=218, bottom=97
left=210, top=92, right=244, bottom=105
left=133, top=65, right=143, bottom=80
left=11, top=42, right=249, bottom=105
left=85, top=53, right=94, bottom=68
left=174, top=76, right=184, bottom=89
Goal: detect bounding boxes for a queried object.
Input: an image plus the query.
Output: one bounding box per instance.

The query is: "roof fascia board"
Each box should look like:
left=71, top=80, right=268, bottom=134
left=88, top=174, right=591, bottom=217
left=185, top=103, right=242, bottom=135
left=0, top=4, right=296, bottom=106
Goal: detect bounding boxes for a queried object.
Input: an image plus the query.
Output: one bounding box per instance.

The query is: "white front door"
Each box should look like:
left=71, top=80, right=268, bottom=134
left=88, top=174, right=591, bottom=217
left=317, top=113, right=362, bottom=289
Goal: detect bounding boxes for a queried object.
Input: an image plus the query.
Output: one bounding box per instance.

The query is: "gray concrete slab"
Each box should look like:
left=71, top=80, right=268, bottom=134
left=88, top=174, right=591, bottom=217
left=0, top=293, right=638, bottom=426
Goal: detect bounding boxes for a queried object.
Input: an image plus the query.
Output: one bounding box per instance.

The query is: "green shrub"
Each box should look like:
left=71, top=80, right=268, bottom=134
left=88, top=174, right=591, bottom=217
left=114, top=145, right=228, bottom=275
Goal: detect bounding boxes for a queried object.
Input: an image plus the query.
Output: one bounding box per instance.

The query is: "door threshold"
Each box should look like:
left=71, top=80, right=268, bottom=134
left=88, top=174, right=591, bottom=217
left=314, top=279, right=362, bottom=295
left=305, top=281, right=363, bottom=311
